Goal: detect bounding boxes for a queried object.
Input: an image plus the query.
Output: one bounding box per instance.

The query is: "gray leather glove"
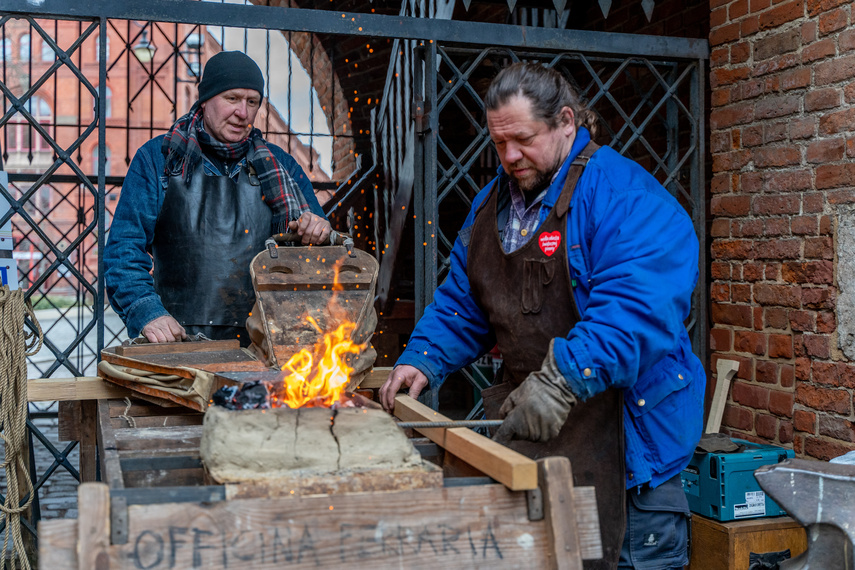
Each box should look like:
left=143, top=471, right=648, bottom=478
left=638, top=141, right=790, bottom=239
left=494, top=339, right=578, bottom=444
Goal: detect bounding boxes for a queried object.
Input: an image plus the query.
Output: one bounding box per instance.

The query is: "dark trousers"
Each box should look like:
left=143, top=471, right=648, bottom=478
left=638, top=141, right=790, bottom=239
left=618, top=474, right=690, bottom=569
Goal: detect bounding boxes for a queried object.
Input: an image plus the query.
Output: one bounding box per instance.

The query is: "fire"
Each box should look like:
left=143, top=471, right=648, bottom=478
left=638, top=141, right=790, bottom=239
left=269, top=259, right=364, bottom=409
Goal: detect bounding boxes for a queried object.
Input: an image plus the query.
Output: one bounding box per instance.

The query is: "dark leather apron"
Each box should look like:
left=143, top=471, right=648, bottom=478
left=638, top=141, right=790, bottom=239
left=468, top=142, right=625, bottom=569
left=152, top=162, right=271, bottom=345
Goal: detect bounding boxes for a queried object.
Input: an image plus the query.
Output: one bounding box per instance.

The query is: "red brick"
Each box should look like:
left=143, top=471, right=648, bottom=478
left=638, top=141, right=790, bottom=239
left=711, top=262, right=732, bottom=280
left=791, top=215, right=818, bottom=235
left=803, top=193, right=825, bottom=213
left=712, top=282, right=731, bottom=302
left=764, top=169, right=812, bottom=191
left=741, top=125, right=763, bottom=147
left=755, top=359, right=778, bottom=383
left=768, top=333, right=794, bottom=358
left=712, top=303, right=755, bottom=328
left=754, top=28, right=801, bottom=60
left=793, top=334, right=806, bottom=358
left=827, top=189, right=855, bottom=204
left=765, top=307, right=789, bottom=329
left=724, top=404, right=754, bottom=431
left=710, top=102, right=754, bottom=129
left=796, top=384, right=852, bottom=414
left=760, top=95, right=801, bottom=120
left=807, top=0, right=850, bottom=17
left=805, top=88, right=842, bottom=112
left=755, top=413, right=778, bottom=439
left=759, top=0, right=804, bottom=30
left=779, top=420, right=794, bottom=443
left=754, top=306, right=764, bottom=331
left=731, top=42, right=751, bottom=64
left=794, top=409, right=816, bottom=432
left=805, top=236, right=833, bottom=259
left=815, top=55, right=855, bottom=86
left=802, top=287, right=836, bottom=309
left=710, top=327, right=733, bottom=351
left=819, top=415, right=855, bottom=442
left=754, top=239, right=801, bottom=260
left=711, top=131, right=732, bottom=153
left=779, top=67, right=812, bottom=91
left=803, top=437, right=855, bottom=461
left=765, top=263, right=781, bottom=281
left=710, top=22, right=742, bottom=46
left=804, top=334, right=831, bottom=358
left=769, top=390, right=794, bottom=416
left=732, top=80, right=766, bottom=101
left=818, top=163, right=855, bottom=189
left=780, top=364, right=794, bottom=387
left=841, top=28, right=855, bottom=52
left=802, top=19, right=818, bottom=42
left=735, top=331, right=767, bottom=355
left=712, top=88, right=731, bottom=107
left=807, top=138, right=845, bottom=162
left=793, top=435, right=804, bottom=454
left=711, top=6, right=729, bottom=28
left=789, top=310, right=816, bottom=332
left=711, top=174, right=732, bottom=194
left=730, top=0, right=750, bottom=18
left=789, top=116, right=816, bottom=139
left=741, top=15, right=761, bottom=37
left=764, top=121, right=788, bottom=143
left=782, top=261, right=834, bottom=285
left=838, top=363, right=855, bottom=389
left=732, top=283, right=752, bottom=303
left=753, top=195, right=801, bottom=215
left=849, top=135, right=855, bottom=156
left=819, top=108, right=855, bottom=135
left=752, top=53, right=798, bottom=77
left=744, top=262, right=764, bottom=281
left=795, top=357, right=812, bottom=381
left=711, top=195, right=751, bottom=216
left=817, top=311, right=836, bottom=333
left=818, top=7, right=849, bottom=35
left=711, top=218, right=732, bottom=238
left=751, top=0, right=772, bottom=10
left=712, top=239, right=754, bottom=260
left=802, top=38, right=837, bottom=63
left=810, top=360, right=838, bottom=385
left=732, top=381, right=770, bottom=409
left=762, top=218, right=789, bottom=237
left=820, top=215, right=833, bottom=234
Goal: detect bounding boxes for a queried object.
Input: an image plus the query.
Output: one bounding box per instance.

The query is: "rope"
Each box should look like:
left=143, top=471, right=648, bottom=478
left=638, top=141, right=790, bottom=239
left=119, top=397, right=136, bottom=428
left=0, top=286, right=43, bottom=570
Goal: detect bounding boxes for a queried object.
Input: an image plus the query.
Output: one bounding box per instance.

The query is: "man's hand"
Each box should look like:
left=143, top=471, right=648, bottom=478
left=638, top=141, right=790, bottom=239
left=379, top=365, right=429, bottom=412
left=141, top=315, right=187, bottom=343
left=494, top=339, right=577, bottom=444
left=289, top=212, right=332, bottom=245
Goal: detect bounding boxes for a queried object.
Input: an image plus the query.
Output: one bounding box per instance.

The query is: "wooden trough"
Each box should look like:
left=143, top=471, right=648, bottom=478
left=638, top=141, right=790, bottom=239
left=38, top=383, right=603, bottom=569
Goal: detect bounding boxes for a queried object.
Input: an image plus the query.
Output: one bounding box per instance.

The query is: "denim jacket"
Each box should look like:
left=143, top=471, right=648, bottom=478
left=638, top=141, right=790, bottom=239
left=396, top=128, right=707, bottom=489
left=104, top=135, right=326, bottom=338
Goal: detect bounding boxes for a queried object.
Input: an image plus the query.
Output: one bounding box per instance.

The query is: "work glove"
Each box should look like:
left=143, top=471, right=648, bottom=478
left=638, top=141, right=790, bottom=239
left=494, top=339, right=577, bottom=444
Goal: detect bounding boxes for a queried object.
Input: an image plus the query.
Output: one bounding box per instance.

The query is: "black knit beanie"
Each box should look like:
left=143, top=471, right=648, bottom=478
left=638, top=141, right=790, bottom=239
left=197, top=51, right=264, bottom=103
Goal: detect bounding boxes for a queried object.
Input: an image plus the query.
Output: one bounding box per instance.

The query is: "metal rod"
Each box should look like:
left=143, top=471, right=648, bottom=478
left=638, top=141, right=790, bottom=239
left=396, top=420, right=503, bottom=429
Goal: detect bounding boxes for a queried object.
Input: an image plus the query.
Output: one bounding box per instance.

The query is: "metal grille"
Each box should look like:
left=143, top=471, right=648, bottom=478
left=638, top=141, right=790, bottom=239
left=414, top=44, right=706, bottom=418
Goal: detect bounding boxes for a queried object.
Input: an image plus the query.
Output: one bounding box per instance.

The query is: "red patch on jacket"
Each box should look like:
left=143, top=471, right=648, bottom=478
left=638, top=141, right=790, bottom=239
left=538, top=231, right=561, bottom=256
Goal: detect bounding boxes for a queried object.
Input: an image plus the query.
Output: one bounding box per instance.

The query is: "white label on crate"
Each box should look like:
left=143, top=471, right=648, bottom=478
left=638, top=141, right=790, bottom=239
left=734, top=491, right=766, bottom=518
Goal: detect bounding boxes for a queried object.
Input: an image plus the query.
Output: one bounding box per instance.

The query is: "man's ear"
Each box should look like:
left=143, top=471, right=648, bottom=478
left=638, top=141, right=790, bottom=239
left=560, top=106, right=575, bottom=134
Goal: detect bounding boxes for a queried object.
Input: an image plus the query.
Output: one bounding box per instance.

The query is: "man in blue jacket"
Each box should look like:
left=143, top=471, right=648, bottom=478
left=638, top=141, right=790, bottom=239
left=380, top=62, right=705, bottom=569
left=105, top=51, right=330, bottom=345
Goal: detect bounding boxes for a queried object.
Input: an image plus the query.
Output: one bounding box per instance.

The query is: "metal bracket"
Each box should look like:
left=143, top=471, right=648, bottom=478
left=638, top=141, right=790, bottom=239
left=110, top=495, right=129, bottom=545
left=413, top=96, right=427, bottom=134
left=526, top=487, right=544, bottom=521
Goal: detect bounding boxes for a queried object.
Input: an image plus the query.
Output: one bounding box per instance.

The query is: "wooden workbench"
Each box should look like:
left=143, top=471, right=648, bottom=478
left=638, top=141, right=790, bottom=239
left=37, top=388, right=603, bottom=569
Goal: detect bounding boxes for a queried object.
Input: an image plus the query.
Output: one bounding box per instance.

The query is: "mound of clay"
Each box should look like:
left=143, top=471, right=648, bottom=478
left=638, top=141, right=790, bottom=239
left=201, top=405, right=422, bottom=483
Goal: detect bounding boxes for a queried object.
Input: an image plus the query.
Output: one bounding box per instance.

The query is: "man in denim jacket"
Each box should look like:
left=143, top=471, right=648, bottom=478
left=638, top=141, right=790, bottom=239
left=380, top=63, right=705, bottom=569
left=105, top=51, right=329, bottom=345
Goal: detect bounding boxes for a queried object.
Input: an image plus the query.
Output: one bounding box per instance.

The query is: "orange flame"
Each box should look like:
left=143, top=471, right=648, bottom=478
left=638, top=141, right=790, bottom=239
left=269, top=259, right=363, bottom=409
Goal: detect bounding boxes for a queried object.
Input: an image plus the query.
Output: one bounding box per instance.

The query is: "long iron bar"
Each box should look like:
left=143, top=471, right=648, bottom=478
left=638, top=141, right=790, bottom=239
left=396, top=420, right=503, bottom=429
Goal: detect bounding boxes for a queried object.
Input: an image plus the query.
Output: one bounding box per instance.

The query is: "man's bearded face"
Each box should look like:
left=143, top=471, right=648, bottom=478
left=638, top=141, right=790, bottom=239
left=487, top=95, right=576, bottom=194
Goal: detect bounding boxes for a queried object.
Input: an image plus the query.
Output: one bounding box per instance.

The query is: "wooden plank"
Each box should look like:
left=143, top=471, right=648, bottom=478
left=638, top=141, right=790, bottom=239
left=572, top=486, right=603, bottom=561
left=77, top=483, right=110, bottom=570
left=38, top=519, right=77, bottom=567
left=112, top=483, right=549, bottom=568
left=114, top=339, right=239, bottom=356
left=393, top=394, right=537, bottom=491
left=707, top=359, right=739, bottom=433
left=354, top=366, right=392, bottom=389
left=58, top=400, right=81, bottom=442
left=27, top=376, right=132, bottom=402
left=109, top=414, right=203, bottom=430
left=97, top=400, right=125, bottom=491
left=107, top=400, right=199, bottom=419
left=113, top=425, right=202, bottom=452
left=101, top=345, right=268, bottom=376
left=538, top=457, right=583, bottom=570
left=79, top=400, right=98, bottom=482
left=99, top=374, right=205, bottom=412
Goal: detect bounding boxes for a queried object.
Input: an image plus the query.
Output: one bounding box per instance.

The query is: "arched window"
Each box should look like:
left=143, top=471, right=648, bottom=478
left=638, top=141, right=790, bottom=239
left=0, top=39, right=11, bottom=61
left=92, top=146, right=112, bottom=177
left=19, top=34, right=29, bottom=60
left=7, top=96, right=53, bottom=154
left=104, top=86, right=112, bottom=118
left=41, top=38, right=54, bottom=61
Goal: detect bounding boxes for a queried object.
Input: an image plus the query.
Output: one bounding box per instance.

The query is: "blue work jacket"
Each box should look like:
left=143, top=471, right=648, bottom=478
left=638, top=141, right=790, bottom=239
left=396, top=128, right=707, bottom=489
left=104, top=136, right=326, bottom=338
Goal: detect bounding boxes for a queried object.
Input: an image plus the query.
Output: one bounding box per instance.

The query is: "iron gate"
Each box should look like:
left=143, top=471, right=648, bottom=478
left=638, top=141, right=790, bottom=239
left=1, top=0, right=708, bottom=551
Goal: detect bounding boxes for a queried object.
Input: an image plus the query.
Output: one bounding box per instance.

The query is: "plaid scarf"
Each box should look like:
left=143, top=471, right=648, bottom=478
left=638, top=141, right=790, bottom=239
left=162, top=102, right=309, bottom=233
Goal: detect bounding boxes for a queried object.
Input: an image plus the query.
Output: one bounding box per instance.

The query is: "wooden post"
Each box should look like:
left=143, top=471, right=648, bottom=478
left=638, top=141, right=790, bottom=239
left=79, top=401, right=98, bottom=482
left=538, top=457, right=584, bottom=570
left=76, top=483, right=110, bottom=570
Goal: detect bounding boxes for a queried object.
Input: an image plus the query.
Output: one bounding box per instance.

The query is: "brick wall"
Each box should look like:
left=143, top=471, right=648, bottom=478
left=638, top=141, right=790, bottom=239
left=709, top=0, right=855, bottom=459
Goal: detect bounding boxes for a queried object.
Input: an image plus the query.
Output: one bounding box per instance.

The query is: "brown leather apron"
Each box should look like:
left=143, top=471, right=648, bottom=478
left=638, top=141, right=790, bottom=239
left=468, top=142, right=625, bottom=569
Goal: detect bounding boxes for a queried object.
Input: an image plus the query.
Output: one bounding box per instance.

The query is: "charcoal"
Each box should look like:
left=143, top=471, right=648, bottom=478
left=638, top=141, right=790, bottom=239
left=211, top=381, right=271, bottom=410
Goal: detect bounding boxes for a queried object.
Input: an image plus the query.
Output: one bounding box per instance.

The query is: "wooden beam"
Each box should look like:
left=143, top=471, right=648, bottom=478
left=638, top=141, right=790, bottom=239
left=76, top=483, right=110, bottom=570
left=27, top=377, right=133, bottom=402
left=393, top=394, right=538, bottom=491
left=354, top=366, right=392, bottom=389
left=538, top=457, right=583, bottom=570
